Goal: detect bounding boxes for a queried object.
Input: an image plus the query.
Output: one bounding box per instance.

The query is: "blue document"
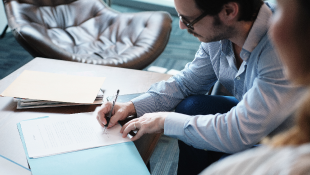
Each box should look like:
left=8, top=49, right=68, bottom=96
left=17, top=117, right=150, bottom=175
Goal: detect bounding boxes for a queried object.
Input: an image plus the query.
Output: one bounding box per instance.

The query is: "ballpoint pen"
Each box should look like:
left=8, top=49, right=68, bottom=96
left=105, top=89, right=119, bottom=128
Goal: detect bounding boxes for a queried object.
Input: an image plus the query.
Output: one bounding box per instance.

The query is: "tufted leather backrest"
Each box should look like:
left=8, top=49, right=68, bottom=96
left=5, top=0, right=77, bottom=6
left=6, top=0, right=111, bottom=29
left=4, top=0, right=172, bottom=69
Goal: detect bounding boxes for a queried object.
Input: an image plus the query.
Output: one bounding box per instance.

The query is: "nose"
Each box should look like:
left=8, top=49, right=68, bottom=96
left=179, top=20, right=187, bottom=30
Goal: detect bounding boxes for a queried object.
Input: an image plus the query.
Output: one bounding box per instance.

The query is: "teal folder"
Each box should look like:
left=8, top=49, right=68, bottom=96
left=17, top=117, right=150, bottom=175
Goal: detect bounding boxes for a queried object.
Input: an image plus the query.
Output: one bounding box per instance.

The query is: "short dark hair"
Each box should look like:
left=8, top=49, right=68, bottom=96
left=194, top=0, right=264, bottom=21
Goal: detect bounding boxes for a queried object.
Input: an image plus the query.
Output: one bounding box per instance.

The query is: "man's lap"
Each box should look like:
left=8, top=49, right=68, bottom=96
left=175, top=95, right=238, bottom=115
left=175, top=95, right=238, bottom=175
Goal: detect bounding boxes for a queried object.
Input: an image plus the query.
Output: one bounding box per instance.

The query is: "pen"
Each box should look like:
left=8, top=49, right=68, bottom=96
left=105, top=89, right=119, bottom=127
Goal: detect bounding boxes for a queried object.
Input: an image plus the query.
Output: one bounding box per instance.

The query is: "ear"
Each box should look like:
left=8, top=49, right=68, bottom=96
left=218, top=2, right=239, bottom=24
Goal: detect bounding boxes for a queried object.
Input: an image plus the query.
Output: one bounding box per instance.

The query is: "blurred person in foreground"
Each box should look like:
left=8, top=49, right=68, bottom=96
left=96, top=0, right=305, bottom=174
left=200, top=0, right=310, bottom=174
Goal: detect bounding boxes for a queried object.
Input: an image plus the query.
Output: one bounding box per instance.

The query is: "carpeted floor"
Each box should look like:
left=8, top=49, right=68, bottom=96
left=0, top=4, right=201, bottom=175
left=0, top=32, right=33, bottom=79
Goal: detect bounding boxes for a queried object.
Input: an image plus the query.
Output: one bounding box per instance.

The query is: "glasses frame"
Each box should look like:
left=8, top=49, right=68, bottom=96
left=178, top=11, right=209, bottom=30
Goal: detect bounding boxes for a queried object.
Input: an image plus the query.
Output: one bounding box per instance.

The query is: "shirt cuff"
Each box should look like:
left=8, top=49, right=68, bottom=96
left=131, top=93, right=156, bottom=117
left=164, top=112, right=191, bottom=140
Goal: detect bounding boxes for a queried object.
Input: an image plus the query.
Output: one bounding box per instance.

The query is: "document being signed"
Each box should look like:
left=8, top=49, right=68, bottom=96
left=20, top=113, right=131, bottom=158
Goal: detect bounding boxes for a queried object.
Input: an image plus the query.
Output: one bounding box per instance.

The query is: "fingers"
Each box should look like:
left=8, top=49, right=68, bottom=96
left=109, top=101, right=137, bottom=128
left=96, top=102, right=112, bottom=127
left=120, top=112, right=167, bottom=141
left=121, top=120, right=144, bottom=141
left=96, top=102, right=134, bottom=129
left=120, top=118, right=137, bottom=133
left=130, top=124, right=144, bottom=141
left=106, top=107, right=122, bottom=128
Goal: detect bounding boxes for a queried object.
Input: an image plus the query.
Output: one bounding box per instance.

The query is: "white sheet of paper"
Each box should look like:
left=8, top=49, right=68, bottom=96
left=20, top=113, right=131, bottom=158
left=1, top=70, right=106, bottom=103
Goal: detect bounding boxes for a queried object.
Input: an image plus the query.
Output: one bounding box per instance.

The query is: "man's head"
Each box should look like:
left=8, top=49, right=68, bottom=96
left=174, top=0, right=263, bottom=42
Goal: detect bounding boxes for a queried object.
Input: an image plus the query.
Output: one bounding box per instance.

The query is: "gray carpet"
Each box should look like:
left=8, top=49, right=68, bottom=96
left=0, top=4, right=201, bottom=175
left=0, top=32, right=33, bottom=79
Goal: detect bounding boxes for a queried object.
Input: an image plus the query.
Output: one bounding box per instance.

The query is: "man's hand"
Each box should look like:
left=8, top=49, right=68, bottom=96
left=96, top=101, right=136, bottom=128
left=120, top=112, right=170, bottom=141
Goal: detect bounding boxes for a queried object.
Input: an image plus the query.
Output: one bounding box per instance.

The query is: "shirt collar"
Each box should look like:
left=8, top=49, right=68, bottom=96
left=242, top=3, right=272, bottom=53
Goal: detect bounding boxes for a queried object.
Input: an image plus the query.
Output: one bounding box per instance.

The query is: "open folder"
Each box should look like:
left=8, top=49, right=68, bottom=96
left=17, top=113, right=150, bottom=175
left=1, top=70, right=106, bottom=108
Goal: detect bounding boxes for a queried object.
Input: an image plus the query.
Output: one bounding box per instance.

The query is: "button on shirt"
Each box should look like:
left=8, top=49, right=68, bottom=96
left=131, top=3, right=305, bottom=153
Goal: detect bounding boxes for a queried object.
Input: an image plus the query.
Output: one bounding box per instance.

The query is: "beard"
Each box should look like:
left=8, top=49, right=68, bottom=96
left=188, top=15, right=236, bottom=43
left=187, top=29, right=202, bottom=37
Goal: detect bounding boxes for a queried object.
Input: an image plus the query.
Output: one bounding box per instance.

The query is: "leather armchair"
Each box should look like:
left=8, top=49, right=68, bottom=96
left=3, top=0, right=172, bottom=70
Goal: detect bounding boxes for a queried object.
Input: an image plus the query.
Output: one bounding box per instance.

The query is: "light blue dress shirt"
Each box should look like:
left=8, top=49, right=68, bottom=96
left=131, top=3, right=305, bottom=153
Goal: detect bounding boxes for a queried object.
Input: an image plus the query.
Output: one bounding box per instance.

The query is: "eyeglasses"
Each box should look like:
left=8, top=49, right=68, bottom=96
left=178, top=12, right=208, bottom=30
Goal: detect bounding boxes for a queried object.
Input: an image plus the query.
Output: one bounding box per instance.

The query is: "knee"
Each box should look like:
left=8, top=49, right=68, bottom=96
left=175, top=95, right=208, bottom=115
left=175, top=97, right=195, bottom=114
left=175, top=95, right=238, bottom=115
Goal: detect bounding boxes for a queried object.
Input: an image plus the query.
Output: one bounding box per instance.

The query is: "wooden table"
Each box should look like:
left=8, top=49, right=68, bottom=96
left=0, top=57, right=171, bottom=171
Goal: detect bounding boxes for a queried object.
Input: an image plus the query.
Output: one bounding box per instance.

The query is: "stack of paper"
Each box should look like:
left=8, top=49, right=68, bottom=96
left=0, top=70, right=106, bottom=109
left=20, top=113, right=131, bottom=158
left=13, top=90, right=103, bottom=109
left=17, top=113, right=150, bottom=175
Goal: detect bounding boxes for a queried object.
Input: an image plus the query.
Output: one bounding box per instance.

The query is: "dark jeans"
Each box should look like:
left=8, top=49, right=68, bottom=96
left=175, top=95, right=239, bottom=175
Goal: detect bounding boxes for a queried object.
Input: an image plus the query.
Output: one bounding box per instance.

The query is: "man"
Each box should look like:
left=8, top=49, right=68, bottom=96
left=97, top=0, right=304, bottom=174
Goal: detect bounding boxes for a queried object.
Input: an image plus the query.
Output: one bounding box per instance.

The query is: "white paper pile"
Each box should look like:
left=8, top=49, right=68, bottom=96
left=1, top=70, right=106, bottom=109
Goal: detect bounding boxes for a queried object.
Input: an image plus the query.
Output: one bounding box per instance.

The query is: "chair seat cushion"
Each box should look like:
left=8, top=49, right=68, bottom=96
left=6, top=0, right=172, bottom=69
